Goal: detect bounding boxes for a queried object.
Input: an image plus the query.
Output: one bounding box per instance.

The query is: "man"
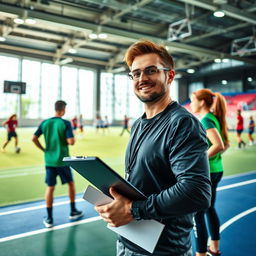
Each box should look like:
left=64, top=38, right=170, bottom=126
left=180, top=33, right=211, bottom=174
left=32, top=100, right=83, bottom=228
left=95, top=40, right=211, bottom=256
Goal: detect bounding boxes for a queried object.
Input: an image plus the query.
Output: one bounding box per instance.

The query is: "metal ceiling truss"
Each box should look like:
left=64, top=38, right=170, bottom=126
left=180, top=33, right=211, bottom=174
left=0, top=0, right=256, bottom=71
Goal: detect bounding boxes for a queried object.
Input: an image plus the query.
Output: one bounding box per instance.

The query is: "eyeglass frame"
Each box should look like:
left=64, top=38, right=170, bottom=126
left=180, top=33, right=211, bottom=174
left=128, top=65, right=171, bottom=80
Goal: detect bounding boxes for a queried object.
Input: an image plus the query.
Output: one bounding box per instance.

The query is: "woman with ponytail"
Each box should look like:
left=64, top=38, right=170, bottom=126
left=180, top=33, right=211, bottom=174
left=190, top=89, right=229, bottom=256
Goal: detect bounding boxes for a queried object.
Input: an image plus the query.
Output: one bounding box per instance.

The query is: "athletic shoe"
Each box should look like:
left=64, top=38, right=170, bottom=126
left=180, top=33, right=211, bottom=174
left=15, top=147, right=21, bottom=153
left=69, top=210, right=84, bottom=220
left=43, top=217, right=53, bottom=228
left=207, top=247, right=221, bottom=256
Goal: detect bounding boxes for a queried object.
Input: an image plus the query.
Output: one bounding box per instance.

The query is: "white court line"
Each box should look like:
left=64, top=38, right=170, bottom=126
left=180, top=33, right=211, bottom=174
left=1, top=176, right=256, bottom=243
left=220, top=207, right=256, bottom=233
left=217, top=179, right=256, bottom=191
left=0, top=171, right=44, bottom=178
left=0, top=198, right=84, bottom=216
left=2, top=178, right=256, bottom=216
left=222, top=170, right=256, bottom=180
left=0, top=216, right=102, bottom=243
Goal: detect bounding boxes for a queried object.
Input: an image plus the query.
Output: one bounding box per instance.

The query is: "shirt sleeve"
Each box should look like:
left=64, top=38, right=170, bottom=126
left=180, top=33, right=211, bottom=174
left=65, top=120, right=74, bottom=138
left=34, top=124, right=43, bottom=137
left=133, top=116, right=211, bottom=219
left=201, top=117, right=215, bottom=130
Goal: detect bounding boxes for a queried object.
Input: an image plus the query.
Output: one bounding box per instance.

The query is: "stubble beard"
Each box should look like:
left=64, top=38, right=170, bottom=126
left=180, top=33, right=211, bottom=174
left=135, top=84, right=166, bottom=103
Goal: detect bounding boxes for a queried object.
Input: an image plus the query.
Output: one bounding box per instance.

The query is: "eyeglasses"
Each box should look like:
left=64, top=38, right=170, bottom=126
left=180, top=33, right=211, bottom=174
left=128, top=65, right=170, bottom=80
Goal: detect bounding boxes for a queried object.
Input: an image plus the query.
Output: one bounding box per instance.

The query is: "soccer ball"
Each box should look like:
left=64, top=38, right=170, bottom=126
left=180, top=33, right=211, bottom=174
left=15, top=147, right=21, bottom=153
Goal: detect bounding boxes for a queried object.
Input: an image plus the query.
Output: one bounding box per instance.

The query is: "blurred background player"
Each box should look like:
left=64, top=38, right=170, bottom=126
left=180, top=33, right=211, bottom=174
left=71, top=116, right=78, bottom=134
left=78, top=114, right=84, bottom=134
left=119, top=114, right=130, bottom=136
left=1, top=114, right=20, bottom=153
left=248, top=115, right=255, bottom=145
left=103, top=115, right=110, bottom=133
left=32, top=100, right=83, bottom=228
left=236, top=109, right=246, bottom=149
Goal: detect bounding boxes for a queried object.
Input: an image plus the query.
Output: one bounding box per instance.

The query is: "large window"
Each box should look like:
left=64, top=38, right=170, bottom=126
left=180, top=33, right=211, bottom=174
left=100, top=73, right=114, bottom=122
left=79, top=69, right=94, bottom=120
left=61, top=66, right=78, bottom=119
left=0, top=54, right=96, bottom=121
left=41, top=63, right=60, bottom=118
left=0, top=56, right=19, bottom=117
left=127, top=79, right=143, bottom=119
left=21, top=59, right=41, bottom=118
left=100, top=73, right=144, bottom=122
left=114, top=75, right=130, bottom=120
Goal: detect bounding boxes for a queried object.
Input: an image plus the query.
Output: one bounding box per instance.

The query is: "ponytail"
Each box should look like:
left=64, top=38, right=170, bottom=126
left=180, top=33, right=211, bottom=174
left=213, top=93, right=229, bottom=145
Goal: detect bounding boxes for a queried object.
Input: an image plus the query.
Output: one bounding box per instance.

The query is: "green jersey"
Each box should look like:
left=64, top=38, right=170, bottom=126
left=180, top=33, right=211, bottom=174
left=34, top=117, right=74, bottom=167
left=201, top=112, right=223, bottom=173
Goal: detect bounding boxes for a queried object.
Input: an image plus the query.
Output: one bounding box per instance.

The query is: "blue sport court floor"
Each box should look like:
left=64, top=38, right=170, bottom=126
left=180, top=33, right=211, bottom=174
left=0, top=171, right=255, bottom=256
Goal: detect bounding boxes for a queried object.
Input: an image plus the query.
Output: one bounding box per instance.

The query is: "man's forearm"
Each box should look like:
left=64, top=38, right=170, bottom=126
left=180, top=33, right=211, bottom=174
left=32, top=136, right=45, bottom=152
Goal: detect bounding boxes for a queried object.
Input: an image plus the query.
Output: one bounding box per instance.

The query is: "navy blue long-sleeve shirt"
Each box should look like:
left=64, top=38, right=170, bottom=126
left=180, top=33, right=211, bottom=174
left=120, top=102, right=211, bottom=255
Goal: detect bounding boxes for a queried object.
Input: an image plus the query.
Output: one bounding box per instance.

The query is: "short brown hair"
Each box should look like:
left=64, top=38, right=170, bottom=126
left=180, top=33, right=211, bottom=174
left=55, top=100, right=67, bottom=111
left=124, top=40, right=174, bottom=69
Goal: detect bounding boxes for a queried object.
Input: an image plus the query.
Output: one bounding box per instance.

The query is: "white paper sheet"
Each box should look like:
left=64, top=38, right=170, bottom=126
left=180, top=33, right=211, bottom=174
left=83, top=185, right=165, bottom=253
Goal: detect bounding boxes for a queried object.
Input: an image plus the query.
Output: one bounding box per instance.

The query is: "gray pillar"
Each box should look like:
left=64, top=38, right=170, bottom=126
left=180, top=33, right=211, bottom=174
left=95, top=68, right=101, bottom=117
left=17, top=58, right=22, bottom=118
left=178, top=77, right=189, bottom=103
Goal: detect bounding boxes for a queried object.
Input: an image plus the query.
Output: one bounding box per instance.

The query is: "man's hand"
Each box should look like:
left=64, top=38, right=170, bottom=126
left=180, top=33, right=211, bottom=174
left=95, top=187, right=133, bottom=227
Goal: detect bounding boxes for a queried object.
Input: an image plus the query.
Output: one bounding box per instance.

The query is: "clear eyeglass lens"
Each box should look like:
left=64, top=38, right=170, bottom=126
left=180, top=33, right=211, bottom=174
left=128, top=66, right=167, bottom=80
left=145, top=66, right=158, bottom=75
left=131, top=66, right=158, bottom=79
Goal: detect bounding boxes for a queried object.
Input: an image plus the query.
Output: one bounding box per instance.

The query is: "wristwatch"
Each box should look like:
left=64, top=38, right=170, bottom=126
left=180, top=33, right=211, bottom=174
left=130, top=205, right=142, bottom=221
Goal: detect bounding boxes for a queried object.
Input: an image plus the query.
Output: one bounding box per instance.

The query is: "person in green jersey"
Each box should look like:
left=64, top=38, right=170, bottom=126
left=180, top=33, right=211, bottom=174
left=190, top=89, right=229, bottom=256
left=32, top=100, right=83, bottom=228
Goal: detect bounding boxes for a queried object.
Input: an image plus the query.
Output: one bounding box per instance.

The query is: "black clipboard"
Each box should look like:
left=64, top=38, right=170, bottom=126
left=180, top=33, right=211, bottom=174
left=63, top=156, right=146, bottom=200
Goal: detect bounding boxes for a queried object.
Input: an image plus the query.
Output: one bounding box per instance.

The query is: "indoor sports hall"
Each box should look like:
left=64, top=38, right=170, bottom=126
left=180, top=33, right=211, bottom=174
left=0, top=1, right=256, bottom=256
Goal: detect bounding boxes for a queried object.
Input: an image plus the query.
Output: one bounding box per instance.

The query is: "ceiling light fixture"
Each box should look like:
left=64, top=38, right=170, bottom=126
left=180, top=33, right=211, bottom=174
left=25, top=18, right=36, bottom=25
left=222, top=80, right=227, bottom=85
left=187, top=68, right=195, bottom=74
left=213, top=10, right=225, bottom=18
left=14, top=18, right=24, bottom=24
left=59, top=57, right=73, bottom=65
left=89, top=33, right=98, bottom=39
left=68, top=48, right=77, bottom=54
left=214, top=58, right=222, bottom=63
left=98, top=33, right=107, bottom=39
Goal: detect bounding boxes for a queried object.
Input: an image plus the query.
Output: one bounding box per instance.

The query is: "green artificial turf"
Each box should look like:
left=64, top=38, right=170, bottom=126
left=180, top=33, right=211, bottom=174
left=0, top=127, right=255, bottom=206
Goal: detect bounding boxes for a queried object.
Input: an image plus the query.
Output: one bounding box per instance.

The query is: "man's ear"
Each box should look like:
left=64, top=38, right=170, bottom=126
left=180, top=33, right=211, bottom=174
left=167, top=70, right=175, bottom=83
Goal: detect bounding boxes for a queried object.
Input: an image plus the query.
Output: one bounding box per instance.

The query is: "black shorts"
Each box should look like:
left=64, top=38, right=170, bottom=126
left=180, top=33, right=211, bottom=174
left=45, top=166, right=73, bottom=186
left=249, top=130, right=254, bottom=135
left=236, top=129, right=243, bottom=135
left=7, top=131, right=17, bottom=141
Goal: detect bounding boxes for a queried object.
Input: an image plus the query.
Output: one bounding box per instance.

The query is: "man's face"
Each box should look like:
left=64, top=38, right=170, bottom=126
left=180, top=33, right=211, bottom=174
left=130, top=53, right=174, bottom=103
